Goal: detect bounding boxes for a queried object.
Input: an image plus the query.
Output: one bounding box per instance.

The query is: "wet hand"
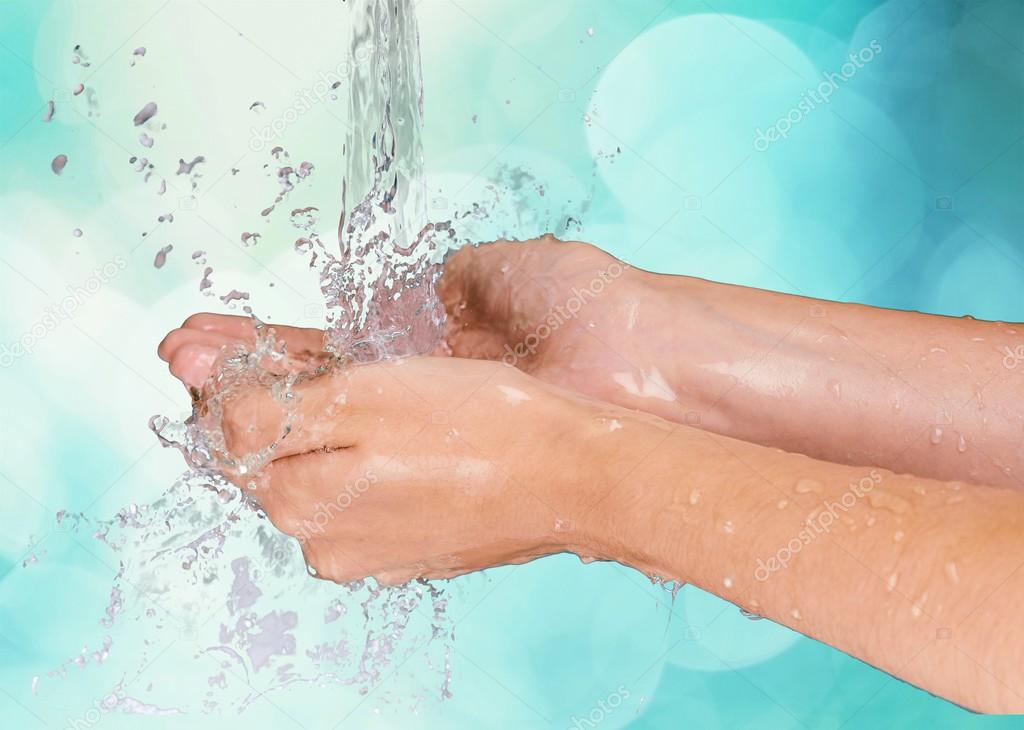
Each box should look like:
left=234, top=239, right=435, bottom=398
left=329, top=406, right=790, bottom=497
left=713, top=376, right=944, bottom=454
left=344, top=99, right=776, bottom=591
left=160, top=338, right=631, bottom=585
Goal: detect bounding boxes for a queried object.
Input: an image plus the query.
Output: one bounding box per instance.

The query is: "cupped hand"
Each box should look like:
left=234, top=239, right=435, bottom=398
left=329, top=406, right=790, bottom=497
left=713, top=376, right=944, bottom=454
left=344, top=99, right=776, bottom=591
left=160, top=236, right=669, bottom=409
left=161, top=333, right=635, bottom=585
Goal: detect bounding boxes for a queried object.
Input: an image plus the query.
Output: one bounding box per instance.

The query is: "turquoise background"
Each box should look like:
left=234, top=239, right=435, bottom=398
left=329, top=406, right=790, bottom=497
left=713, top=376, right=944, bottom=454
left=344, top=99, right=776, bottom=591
left=1, top=0, right=1023, bottom=727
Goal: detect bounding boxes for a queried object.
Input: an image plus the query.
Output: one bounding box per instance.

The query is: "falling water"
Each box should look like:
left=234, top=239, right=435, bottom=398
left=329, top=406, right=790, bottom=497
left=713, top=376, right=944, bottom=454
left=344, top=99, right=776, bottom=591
left=40, top=0, right=456, bottom=715
left=322, top=0, right=450, bottom=360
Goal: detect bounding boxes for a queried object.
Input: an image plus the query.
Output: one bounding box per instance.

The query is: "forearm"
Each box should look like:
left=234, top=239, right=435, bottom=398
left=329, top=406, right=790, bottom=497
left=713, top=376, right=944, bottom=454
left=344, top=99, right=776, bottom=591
left=621, top=268, right=1024, bottom=489
left=584, top=418, right=1024, bottom=712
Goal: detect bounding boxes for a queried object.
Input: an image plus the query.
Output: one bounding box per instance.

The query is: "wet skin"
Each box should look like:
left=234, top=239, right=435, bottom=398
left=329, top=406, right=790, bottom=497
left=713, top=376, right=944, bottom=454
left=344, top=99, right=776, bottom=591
left=158, top=236, right=1024, bottom=712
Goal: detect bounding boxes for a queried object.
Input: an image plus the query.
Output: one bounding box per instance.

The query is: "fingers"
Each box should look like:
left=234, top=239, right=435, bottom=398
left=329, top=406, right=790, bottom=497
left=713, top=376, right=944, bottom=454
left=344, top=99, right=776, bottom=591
left=159, top=314, right=330, bottom=392
left=158, top=327, right=238, bottom=363
left=220, top=368, right=358, bottom=462
left=180, top=313, right=326, bottom=355
left=168, top=343, right=224, bottom=390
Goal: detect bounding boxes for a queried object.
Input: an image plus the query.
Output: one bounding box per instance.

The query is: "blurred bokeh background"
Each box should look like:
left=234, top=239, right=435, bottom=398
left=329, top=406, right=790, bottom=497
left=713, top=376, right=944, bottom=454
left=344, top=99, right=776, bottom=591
left=1, top=0, right=1022, bottom=727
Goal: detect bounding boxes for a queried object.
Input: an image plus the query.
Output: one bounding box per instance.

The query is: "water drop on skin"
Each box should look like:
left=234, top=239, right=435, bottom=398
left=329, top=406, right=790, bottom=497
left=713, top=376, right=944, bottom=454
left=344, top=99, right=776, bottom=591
left=790, top=609, right=802, bottom=620
left=723, top=577, right=733, bottom=589
left=795, top=479, right=823, bottom=494
left=945, top=562, right=960, bottom=584
left=893, top=530, right=905, bottom=543
left=826, top=379, right=841, bottom=401
left=930, top=427, right=943, bottom=445
left=688, top=489, right=701, bottom=506
left=886, top=572, right=898, bottom=592
left=776, top=499, right=788, bottom=510
left=957, top=434, right=967, bottom=453
left=910, top=593, right=927, bottom=619
left=868, top=490, right=909, bottom=514
left=722, top=520, right=734, bottom=534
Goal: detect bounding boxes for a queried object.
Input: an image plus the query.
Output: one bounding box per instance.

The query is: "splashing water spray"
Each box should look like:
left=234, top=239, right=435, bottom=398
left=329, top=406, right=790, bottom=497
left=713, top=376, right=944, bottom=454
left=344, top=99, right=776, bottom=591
left=41, top=0, right=456, bottom=715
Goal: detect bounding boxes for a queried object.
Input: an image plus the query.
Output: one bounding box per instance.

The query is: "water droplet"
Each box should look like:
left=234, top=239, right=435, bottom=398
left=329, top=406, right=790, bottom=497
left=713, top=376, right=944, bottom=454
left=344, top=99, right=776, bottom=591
left=826, top=378, right=841, bottom=401
left=177, top=155, right=205, bottom=175
left=776, top=499, right=788, bottom=510
left=795, top=479, right=823, bottom=494
left=133, top=101, right=158, bottom=126
left=790, top=608, right=802, bottom=620
left=869, top=491, right=909, bottom=514
left=71, top=228, right=83, bottom=238
left=722, top=520, right=734, bottom=534
left=153, top=244, right=172, bottom=269
left=886, top=572, right=898, bottom=592
left=930, top=427, right=943, bottom=445
left=723, top=577, right=733, bottom=589
left=910, top=593, right=927, bottom=619
left=957, top=434, right=967, bottom=453
left=688, top=489, right=701, bottom=506
left=945, top=562, right=960, bottom=584
left=893, top=530, right=905, bottom=542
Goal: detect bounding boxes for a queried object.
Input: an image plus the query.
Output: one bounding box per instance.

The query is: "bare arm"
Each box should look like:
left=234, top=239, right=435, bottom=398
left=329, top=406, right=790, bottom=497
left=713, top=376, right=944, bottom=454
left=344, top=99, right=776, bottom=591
left=440, top=238, right=1024, bottom=489
left=627, top=270, right=1024, bottom=489
left=587, top=411, right=1024, bottom=714
left=159, top=323, right=1024, bottom=713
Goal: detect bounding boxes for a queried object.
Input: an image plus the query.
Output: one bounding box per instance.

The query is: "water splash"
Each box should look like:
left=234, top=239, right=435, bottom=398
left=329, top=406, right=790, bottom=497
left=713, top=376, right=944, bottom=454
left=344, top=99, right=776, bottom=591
left=321, top=0, right=450, bottom=361
left=42, top=0, right=457, bottom=714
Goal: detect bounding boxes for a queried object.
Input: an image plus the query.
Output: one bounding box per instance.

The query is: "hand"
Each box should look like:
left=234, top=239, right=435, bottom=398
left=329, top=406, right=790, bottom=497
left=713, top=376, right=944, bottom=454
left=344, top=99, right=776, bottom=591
left=160, top=328, right=638, bottom=585
left=438, top=236, right=662, bottom=407
left=157, top=312, right=328, bottom=389
left=159, top=237, right=678, bottom=411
